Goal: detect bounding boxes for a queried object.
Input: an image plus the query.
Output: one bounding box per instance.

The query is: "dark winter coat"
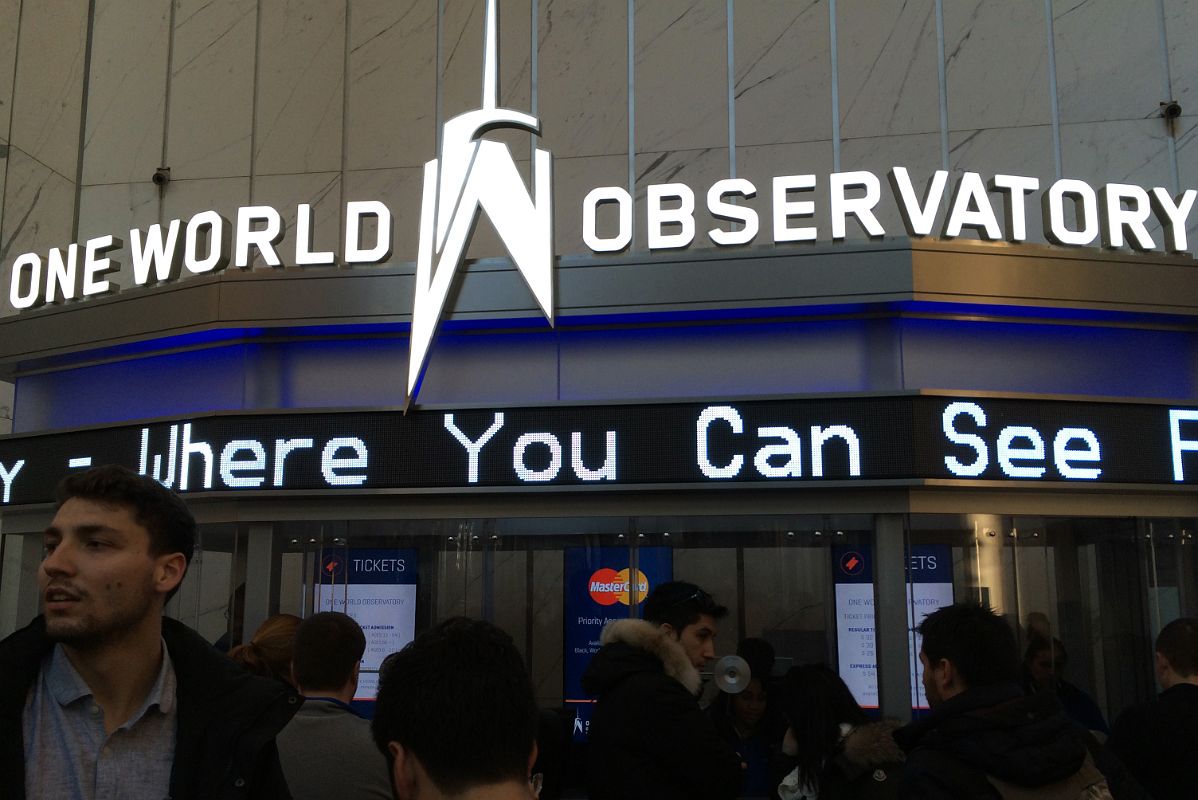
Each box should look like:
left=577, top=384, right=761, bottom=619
left=893, top=683, right=1111, bottom=799
left=1107, top=682, right=1198, bottom=800
left=821, top=721, right=905, bottom=799
left=581, top=618, right=744, bottom=800
left=0, top=615, right=301, bottom=800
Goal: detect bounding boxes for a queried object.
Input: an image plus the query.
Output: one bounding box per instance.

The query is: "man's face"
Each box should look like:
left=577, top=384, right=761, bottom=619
left=676, top=613, right=719, bottom=669
left=920, top=650, right=943, bottom=708
left=40, top=498, right=178, bottom=648
left=1028, top=648, right=1061, bottom=690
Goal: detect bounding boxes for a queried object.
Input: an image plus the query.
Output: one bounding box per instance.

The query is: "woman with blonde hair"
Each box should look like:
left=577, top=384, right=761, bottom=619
left=229, top=613, right=302, bottom=686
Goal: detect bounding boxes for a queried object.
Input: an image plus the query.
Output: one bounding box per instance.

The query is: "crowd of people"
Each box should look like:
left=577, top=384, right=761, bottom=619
left=0, top=464, right=1196, bottom=799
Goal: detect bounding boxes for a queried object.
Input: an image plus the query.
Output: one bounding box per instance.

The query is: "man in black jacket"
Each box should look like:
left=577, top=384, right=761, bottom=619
left=0, top=465, right=299, bottom=800
left=582, top=580, right=743, bottom=800
left=894, top=603, right=1112, bottom=799
left=1107, top=617, right=1198, bottom=800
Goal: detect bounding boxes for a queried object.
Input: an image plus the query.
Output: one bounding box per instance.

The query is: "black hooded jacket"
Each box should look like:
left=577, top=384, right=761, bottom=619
left=893, top=683, right=1109, bottom=799
left=0, top=615, right=300, bottom=800
left=581, top=619, right=743, bottom=800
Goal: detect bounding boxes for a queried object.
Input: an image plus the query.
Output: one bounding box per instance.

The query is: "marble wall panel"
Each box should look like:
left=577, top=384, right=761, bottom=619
left=537, top=0, right=627, bottom=158
left=634, top=0, right=727, bottom=153
left=1052, top=0, right=1163, bottom=125
left=840, top=132, right=941, bottom=241
left=255, top=0, right=345, bottom=177
left=0, top=0, right=19, bottom=144
left=82, top=0, right=170, bottom=186
left=249, top=172, right=341, bottom=269
left=944, top=0, right=1052, bottom=130
left=167, top=0, right=257, bottom=179
left=633, top=146, right=728, bottom=253
left=76, top=182, right=160, bottom=293
left=1164, top=0, right=1196, bottom=114
left=0, top=147, right=76, bottom=317
left=949, top=126, right=1056, bottom=244
left=837, top=0, right=939, bottom=139
left=9, top=0, right=88, bottom=178
left=552, top=154, right=628, bottom=257
left=160, top=176, right=251, bottom=235
left=738, top=140, right=835, bottom=248
left=342, top=167, right=426, bottom=265
left=733, top=0, right=832, bottom=148
left=1171, top=117, right=1196, bottom=257
left=345, top=0, right=437, bottom=170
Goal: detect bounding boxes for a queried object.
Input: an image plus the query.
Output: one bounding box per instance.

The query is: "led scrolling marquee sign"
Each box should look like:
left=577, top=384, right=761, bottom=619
left=1, top=395, right=1198, bottom=506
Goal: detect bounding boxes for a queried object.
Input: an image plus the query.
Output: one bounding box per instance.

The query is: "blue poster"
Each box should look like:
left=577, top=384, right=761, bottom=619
left=314, top=548, right=419, bottom=702
left=564, top=546, right=673, bottom=742
left=832, top=544, right=954, bottom=710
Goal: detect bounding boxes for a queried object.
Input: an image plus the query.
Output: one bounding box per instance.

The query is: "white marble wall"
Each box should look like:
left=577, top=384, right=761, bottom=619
left=4, top=0, right=1198, bottom=320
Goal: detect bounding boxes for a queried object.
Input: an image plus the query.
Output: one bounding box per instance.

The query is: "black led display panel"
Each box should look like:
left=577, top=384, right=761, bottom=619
left=1, top=394, right=1196, bottom=507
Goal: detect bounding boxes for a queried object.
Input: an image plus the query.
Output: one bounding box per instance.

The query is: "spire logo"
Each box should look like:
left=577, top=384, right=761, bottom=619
left=408, top=0, right=554, bottom=406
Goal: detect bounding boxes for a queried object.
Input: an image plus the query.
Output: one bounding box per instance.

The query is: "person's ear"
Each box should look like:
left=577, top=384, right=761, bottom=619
left=527, top=740, right=539, bottom=773
left=154, top=553, right=187, bottom=597
left=931, top=657, right=954, bottom=691
left=389, top=742, right=415, bottom=800
left=659, top=622, right=678, bottom=639
left=1155, top=651, right=1171, bottom=686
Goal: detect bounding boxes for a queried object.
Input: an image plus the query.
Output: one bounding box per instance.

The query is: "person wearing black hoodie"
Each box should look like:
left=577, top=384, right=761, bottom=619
left=894, top=603, right=1112, bottom=799
left=581, top=581, right=743, bottom=800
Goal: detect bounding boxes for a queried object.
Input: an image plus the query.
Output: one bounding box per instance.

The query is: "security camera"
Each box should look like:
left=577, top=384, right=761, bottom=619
left=151, top=167, right=171, bottom=187
left=1161, top=101, right=1182, bottom=120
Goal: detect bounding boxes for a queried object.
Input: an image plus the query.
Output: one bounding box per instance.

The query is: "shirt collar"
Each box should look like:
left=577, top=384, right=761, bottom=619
left=45, top=640, right=177, bottom=724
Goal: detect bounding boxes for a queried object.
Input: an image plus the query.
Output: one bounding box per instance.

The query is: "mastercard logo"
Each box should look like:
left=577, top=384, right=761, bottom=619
left=588, top=568, right=649, bottom=606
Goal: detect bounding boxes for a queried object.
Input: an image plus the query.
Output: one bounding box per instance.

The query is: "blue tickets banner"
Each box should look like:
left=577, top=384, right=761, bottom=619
left=314, top=547, right=419, bottom=705
left=832, top=544, right=954, bottom=710
left=564, top=546, right=673, bottom=742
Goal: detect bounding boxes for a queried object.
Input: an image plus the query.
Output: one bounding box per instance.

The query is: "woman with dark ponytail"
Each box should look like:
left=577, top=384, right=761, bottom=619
left=777, top=664, right=903, bottom=800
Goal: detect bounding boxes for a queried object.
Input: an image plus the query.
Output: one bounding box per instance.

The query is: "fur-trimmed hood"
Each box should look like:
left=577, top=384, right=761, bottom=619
left=582, top=618, right=702, bottom=696
left=841, top=721, right=906, bottom=769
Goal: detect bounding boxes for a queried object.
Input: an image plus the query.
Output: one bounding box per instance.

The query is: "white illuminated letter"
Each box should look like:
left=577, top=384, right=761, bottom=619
left=179, top=423, right=214, bottom=490
left=1150, top=188, right=1197, bottom=253
left=571, top=431, right=616, bottom=481
left=708, top=179, right=759, bottom=246
left=234, top=206, right=284, bottom=268
left=1099, top=184, right=1155, bottom=250
left=944, top=172, right=1002, bottom=240
left=697, top=405, right=744, bottom=479
left=45, top=244, right=80, bottom=304
left=139, top=425, right=179, bottom=488
left=1053, top=428, right=1102, bottom=480
left=583, top=187, right=633, bottom=252
left=754, top=426, right=803, bottom=478
left=445, top=413, right=504, bottom=484
left=810, top=425, right=862, bottom=477
left=9, top=253, right=43, bottom=310
left=943, top=401, right=989, bottom=477
left=647, top=183, right=696, bottom=250
left=772, top=175, right=817, bottom=243
left=997, top=426, right=1046, bottom=478
left=220, top=440, right=268, bottom=488
left=513, top=433, right=563, bottom=482
left=82, top=235, right=122, bottom=297
left=0, top=460, right=24, bottom=503
left=888, top=167, right=948, bottom=236
left=1044, top=179, right=1098, bottom=246
left=989, top=175, right=1040, bottom=242
left=1169, top=409, right=1198, bottom=481
left=830, top=171, right=885, bottom=240
left=321, top=438, right=369, bottom=486
left=273, top=438, right=315, bottom=486
left=184, top=210, right=232, bottom=274
left=344, top=200, right=393, bottom=264
left=131, top=221, right=185, bottom=285
left=296, top=203, right=336, bottom=266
